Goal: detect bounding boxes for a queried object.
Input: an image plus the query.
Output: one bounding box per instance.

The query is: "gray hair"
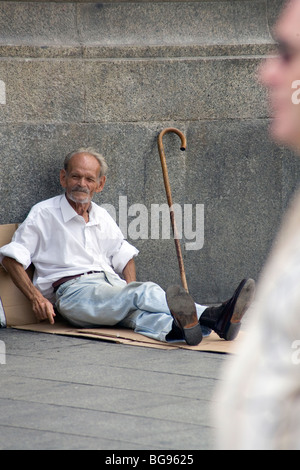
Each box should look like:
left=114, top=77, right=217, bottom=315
left=64, top=147, right=108, bottom=177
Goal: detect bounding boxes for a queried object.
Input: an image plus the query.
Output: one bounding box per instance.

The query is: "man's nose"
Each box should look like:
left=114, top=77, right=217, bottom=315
left=78, top=177, right=87, bottom=186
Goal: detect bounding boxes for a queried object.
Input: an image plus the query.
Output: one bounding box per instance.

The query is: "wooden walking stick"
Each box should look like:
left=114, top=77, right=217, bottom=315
left=157, top=128, right=189, bottom=292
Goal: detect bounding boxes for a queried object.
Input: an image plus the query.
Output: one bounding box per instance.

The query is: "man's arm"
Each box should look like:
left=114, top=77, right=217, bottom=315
left=122, top=258, right=136, bottom=284
left=2, top=256, right=56, bottom=324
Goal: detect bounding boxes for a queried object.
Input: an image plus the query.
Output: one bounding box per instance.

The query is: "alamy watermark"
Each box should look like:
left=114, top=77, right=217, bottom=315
left=0, top=80, right=6, bottom=105
left=0, top=341, right=6, bottom=365
left=291, top=340, right=300, bottom=365
left=292, top=80, right=300, bottom=104
left=101, top=196, right=204, bottom=251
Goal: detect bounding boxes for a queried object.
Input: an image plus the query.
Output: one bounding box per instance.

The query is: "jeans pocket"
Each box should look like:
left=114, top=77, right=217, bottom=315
left=55, top=278, right=78, bottom=298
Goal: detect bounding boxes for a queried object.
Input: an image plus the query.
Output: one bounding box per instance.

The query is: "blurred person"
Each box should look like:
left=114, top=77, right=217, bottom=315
left=214, top=0, right=300, bottom=450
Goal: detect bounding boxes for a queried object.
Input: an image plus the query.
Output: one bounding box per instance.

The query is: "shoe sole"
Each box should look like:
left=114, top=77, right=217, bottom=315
left=223, top=278, right=255, bottom=340
left=166, top=285, right=203, bottom=346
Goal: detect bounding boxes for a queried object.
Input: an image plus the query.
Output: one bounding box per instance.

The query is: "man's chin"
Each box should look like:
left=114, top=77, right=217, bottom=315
left=68, top=193, right=91, bottom=204
left=269, top=119, right=300, bottom=150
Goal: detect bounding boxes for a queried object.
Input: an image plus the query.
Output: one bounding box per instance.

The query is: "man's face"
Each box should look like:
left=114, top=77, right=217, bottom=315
left=60, top=152, right=106, bottom=205
left=260, top=0, right=300, bottom=151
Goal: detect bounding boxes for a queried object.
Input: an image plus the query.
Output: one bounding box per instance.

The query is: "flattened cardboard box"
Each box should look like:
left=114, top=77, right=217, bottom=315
left=0, top=224, right=37, bottom=327
left=0, top=223, right=243, bottom=353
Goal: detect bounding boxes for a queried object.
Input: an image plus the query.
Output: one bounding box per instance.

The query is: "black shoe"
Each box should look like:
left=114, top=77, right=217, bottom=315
left=166, top=285, right=203, bottom=346
left=200, top=279, right=255, bottom=341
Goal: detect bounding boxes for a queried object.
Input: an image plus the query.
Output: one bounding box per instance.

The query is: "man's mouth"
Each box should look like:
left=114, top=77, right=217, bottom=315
left=71, top=187, right=90, bottom=195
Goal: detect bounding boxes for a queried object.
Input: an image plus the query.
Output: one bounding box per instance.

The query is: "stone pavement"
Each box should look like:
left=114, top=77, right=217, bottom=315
left=0, top=327, right=227, bottom=451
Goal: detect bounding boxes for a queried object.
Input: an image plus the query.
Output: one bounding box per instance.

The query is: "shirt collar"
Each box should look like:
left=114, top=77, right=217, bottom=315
left=60, top=193, right=98, bottom=225
left=60, top=194, right=78, bottom=222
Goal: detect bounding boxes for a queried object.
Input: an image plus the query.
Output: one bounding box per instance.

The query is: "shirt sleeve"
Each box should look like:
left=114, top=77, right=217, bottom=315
left=0, top=216, right=39, bottom=270
left=111, top=239, right=139, bottom=275
left=100, top=209, right=139, bottom=274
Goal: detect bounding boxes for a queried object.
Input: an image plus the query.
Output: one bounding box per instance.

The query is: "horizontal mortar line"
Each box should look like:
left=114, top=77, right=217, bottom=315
left=0, top=54, right=273, bottom=63
left=0, top=117, right=272, bottom=126
left=0, top=396, right=215, bottom=430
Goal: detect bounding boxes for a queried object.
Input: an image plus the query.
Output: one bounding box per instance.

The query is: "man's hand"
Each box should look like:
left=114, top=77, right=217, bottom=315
left=31, top=291, right=56, bottom=324
left=2, top=256, right=56, bottom=325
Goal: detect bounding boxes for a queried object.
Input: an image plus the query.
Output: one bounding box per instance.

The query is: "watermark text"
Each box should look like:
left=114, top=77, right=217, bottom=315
left=101, top=196, right=204, bottom=251
left=0, top=80, right=5, bottom=105
left=292, top=80, right=300, bottom=104
left=291, top=340, right=300, bottom=365
left=0, top=340, right=6, bottom=365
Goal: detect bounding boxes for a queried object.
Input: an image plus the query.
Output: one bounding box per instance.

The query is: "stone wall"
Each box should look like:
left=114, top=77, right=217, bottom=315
left=0, top=0, right=297, bottom=303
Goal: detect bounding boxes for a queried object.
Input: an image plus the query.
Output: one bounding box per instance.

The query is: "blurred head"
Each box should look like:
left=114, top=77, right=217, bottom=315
left=260, top=0, right=300, bottom=151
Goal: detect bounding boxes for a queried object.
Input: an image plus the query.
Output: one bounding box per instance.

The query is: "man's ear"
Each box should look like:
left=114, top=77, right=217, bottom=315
left=60, top=169, right=67, bottom=188
left=96, top=175, right=106, bottom=193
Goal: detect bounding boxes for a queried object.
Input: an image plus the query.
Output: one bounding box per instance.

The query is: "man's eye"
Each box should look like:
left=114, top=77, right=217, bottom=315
left=281, top=51, right=292, bottom=63
left=276, top=42, right=295, bottom=64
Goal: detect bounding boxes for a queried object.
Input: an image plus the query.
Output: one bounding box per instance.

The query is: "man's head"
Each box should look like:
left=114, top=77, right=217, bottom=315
left=260, top=0, right=300, bottom=151
left=60, top=147, right=107, bottom=206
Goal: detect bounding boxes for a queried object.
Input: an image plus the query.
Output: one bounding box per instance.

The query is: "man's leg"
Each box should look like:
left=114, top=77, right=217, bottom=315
left=55, top=272, right=254, bottom=344
left=166, top=279, right=255, bottom=343
left=55, top=272, right=207, bottom=342
left=199, top=278, right=255, bottom=340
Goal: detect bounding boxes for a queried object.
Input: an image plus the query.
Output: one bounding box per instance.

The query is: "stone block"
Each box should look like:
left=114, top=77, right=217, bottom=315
left=0, top=55, right=267, bottom=124
left=78, top=1, right=270, bottom=47
left=85, top=57, right=267, bottom=123
left=0, top=2, right=78, bottom=46
left=0, top=60, right=85, bottom=123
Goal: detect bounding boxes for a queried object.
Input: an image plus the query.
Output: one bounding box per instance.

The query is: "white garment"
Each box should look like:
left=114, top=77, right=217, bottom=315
left=0, top=194, right=138, bottom=302
left=214, top=190, right=300, bottom=450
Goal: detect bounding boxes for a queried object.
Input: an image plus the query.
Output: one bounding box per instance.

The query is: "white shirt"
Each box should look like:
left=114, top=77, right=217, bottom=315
left=0, top=194, right=139, bottom=302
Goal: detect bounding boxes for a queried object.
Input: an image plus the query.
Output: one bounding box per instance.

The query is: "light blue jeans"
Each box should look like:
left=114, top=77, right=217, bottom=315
left=55, top=272, right=210, bottom=342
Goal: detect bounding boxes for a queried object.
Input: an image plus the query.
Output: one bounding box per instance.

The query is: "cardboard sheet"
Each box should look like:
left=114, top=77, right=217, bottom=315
left=0, top=224, right=37, bottom=327
left=0, top=223, right=243, bottom=353
left=13, top=320, right=244, bottom=353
